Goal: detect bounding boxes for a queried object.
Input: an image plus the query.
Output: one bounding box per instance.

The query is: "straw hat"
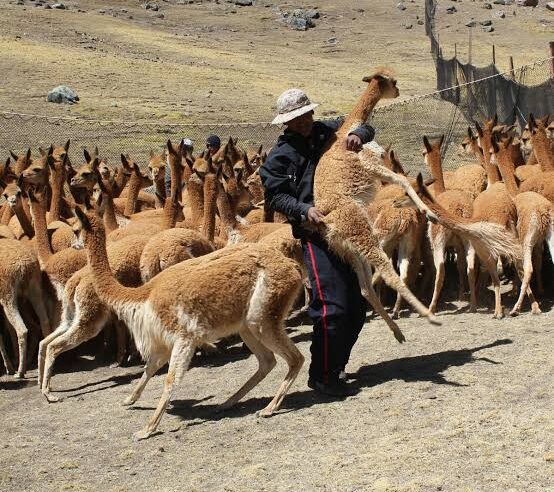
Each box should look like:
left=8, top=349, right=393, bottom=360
left=271, top=88, right=319, bottom=125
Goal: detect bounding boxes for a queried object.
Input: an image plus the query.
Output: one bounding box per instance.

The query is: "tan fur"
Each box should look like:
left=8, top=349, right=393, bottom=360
left=38, top=233, right=149, bottom=401
left=310, top=68, right=440, bottom=340
left=0, top=239, right=50, bottom=378
left=423, top=135, right=477, bottom=313
left=74, top=211, right=304, bottom=440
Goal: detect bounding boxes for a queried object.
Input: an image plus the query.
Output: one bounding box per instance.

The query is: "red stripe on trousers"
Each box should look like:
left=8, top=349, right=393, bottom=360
left=306, top=241, right=329, bottom=384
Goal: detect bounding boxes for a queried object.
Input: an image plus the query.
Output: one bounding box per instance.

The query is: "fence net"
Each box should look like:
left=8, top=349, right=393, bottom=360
left=0, top=0, right=552, bottom=178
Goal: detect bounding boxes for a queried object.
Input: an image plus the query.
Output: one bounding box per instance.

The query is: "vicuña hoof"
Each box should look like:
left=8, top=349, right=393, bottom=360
left=428, top=313, right=441, bottom=326
left=531, top=303, right=542, bottom=315
left=509, top=309, right=519, bottom=317
left=133, top=429, right=152, bottom=441
left=43, top=392, right=61, bottom=403
left=121, top=397, right=136, bottom=407
left=14, top=372, right=25, bottom=380
left=257, top=408, right=274, bottom=418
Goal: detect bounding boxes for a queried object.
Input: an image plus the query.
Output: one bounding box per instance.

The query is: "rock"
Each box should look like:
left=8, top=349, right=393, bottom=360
left=496, top=10, right=506, bottom=17
left=51, top=2, right=65, bottom=8
left=483, top=3, right=492, bottom=8
left=287, top=17, right=309, bottom=30
left=326, top=37, right=337, bottom=43
left=44, top=3, right=51, bottom=7
left=480, top=19, right=493, bottom=25
left=155, top=12, right=164, bottom=18
left=482, top=25, right=495, bottom=31
left=546, top=2, right=554, bottom=10
left=144, top=2, right=159, bottom=10
left=397, top=2, right=406, bottom=10
left=516, top=0, right=537, bottom=5
left=403, top=22, right=413, bottom=28
left=417, top=19, right=424, bottom=24
left=47, top=85, right=79, bottom=104
left=545, top=452, right=554, bottom=462
left=446, top=6, right=457, bottom=13
left=282, top=8, right=318, bottom=29
left=465, top=20, right=477, bottom=27
left=229, top=0, right=253, bottom=5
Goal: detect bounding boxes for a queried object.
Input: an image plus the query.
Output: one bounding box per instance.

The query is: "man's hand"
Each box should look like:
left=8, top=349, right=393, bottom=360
left=307, top=207, right=325, bottom=224
left=346, top=134, right=363, bottom=152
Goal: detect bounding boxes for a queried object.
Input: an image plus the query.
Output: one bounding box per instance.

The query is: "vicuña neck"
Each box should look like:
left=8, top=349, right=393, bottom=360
left=85, top=224, right=150, bottom=309
left=426, top=151, right=446, bottom=194
left=494, top=151, right=519, bottom=198
left=124, top=175, right=142, bottom=217
left=336, top=79, right=381, bottom=139
left=201, top=173, right=218, bottom=242
left=29, top=196, right=53, bottom=267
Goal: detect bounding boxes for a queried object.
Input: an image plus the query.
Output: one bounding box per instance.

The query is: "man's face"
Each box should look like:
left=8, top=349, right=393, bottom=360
left=287, top=110, right=314, bottom=137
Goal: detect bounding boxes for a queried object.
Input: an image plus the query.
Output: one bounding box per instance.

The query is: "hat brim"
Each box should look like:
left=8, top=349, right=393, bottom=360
left=271, top=103, right=319, bottom=125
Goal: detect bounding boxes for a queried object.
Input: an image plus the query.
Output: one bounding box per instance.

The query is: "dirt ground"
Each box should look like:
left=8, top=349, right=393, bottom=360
left=0, top=0, right=552, bottom=123
left=1, top=300, right=553, bottom=491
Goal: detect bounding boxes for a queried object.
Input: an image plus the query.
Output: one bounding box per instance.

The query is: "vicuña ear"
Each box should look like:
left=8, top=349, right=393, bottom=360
left=91, top=157, right=100, bottom=172
left=467, top=126, right=474, bottom=139
left=475, top=122, right=483, bottom=137
left=64, top=139, right=71, bottom=152
left=416, top=172, right=424, bottom=189
left=439, top=134, right=445, bottom=149
left=10, top=150, right=18, bottom=161
left=492, top=114, right=498, bottom=127
left=423, top=136, right=432, bottom=153
left=74, top=206, right=91, bottom=230
left=84, top=149, right=92, bottom=163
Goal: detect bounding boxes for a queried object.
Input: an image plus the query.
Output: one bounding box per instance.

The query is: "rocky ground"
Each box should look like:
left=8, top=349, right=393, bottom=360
left=0, top=0, right=552, bottom=123
left=1, top=300, right=553, bottom=491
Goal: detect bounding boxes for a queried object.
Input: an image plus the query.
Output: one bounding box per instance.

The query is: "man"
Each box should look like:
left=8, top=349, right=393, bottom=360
left=206, top=135, right=221, bottom=157
left=259, top=88, right=375, bottom=397
left=165, top=138, right=193, bottom=196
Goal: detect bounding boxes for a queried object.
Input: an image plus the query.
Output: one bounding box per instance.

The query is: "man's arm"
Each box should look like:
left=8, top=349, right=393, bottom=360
left=259, top=153, right=311, bottom=221
left=324, top=117, right=376, bottom=144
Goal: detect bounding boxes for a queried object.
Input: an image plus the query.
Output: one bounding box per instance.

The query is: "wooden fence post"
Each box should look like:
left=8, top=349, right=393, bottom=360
left=509, top=56, right=515, bottom=80
left=550, top=41, right=554, bottom=79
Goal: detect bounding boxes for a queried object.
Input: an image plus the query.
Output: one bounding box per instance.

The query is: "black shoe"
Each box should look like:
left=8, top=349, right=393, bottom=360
left=308, top=378, right=358, bottom=397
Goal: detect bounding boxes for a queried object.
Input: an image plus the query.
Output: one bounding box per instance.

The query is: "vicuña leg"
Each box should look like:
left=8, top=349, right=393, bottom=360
left=123, top=351, right=169, bottom=406
left=42, top=308, right=110, bottom=402
left=135, top=338, right=195, bottom=440
left=2, top=298, right=28, bottom=379
left=325, top=203, right=439, bottom=325
left=0, top=326, right=14, bottom=375
left=465, top=242, right=478, bottom=313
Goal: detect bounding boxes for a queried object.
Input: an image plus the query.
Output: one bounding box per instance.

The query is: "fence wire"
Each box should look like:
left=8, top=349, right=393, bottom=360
left=1, top=0, right=553, bottom=179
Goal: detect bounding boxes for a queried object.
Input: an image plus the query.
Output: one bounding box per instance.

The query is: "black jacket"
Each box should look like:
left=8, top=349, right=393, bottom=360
left=259, top=119, right=374, bottom=238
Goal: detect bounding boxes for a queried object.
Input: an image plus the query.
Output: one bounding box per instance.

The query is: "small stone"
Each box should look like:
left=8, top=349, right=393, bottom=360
left=483, top=3, right=492, bottom=8
left=51, top=2, right=65, bottom=8
left=229, top=0, right=253, bottom=5
left=480, top=19, right=493, bottom=25
left=158, top=446, right=165, bottom=453
left=397, top=2, right=406, bottom=10
left=403, top=22, right=413, bottom=28
left=465, top=20, right=477, bottom=26
left=327, top=37, right=337, bottom=43
left=98, top=9, right=105, bottom=13
left=417, top=19, right=424, bottom=24
left=516, top=0, right=537, bottom=5
left=44, top=3, right=51, bottom=8
left=482, top=25, right=494, bottom=31
left=545, top=452, right=554, bottom=462
left=496, top=10, right=506, bottom=17
left=47, top=85, right=79, bottom=104
left=546, top=2, right=554, bottom=10
left=155, top=12, right=164, bottom=18
left=446, top=5, right=457, bottom=12
left=144, top=2, right=159, bottom=10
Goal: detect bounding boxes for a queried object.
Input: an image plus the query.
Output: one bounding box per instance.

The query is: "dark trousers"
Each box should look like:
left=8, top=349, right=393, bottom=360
left=302, top=235, right=367, bottom=384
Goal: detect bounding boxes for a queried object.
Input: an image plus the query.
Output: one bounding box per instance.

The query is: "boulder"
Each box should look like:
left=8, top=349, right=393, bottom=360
left=47, top=85, right=79, bottom=104
left=516, top=0, right=538, bottom=5
left=229, top=0, right=253, bottom=5
left=546, top=2, right=554, bottom=10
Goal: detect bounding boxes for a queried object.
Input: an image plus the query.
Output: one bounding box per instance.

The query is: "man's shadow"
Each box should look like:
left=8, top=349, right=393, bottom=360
left=164, top=338, right=512, bottom=424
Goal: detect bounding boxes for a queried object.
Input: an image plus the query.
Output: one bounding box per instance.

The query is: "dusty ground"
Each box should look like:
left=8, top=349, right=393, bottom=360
left=1, top=301, right=553, bottom=491
left=0, top=0, right=552, bottom=124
